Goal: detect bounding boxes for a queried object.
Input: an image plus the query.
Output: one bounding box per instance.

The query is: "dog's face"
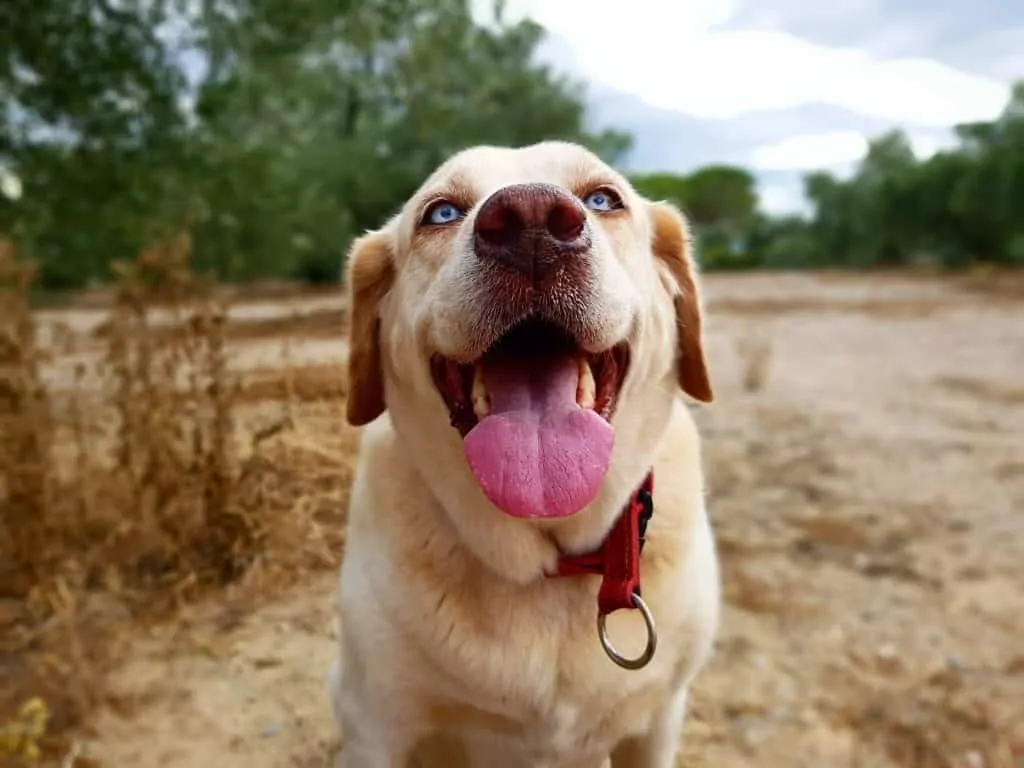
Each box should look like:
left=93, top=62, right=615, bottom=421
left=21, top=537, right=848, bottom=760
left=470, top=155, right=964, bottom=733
left=345, top=141, right=712, bottom=522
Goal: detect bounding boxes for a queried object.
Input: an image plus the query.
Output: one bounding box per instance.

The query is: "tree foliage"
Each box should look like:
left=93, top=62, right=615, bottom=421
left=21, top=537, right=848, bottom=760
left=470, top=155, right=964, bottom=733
left=0, top=0, right=631, bottom=287
left=631, top=165, right=761, bottom=268
left=790, top=84, right=1024, bottom=269
left=630, top=82, right=1024, bottom=271
left=0, top=0, right=1021, bottom=287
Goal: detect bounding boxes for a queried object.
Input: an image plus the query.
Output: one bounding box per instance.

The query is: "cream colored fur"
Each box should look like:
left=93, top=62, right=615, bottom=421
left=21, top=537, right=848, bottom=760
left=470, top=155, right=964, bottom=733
left=330, top=141, right=721, bottom=768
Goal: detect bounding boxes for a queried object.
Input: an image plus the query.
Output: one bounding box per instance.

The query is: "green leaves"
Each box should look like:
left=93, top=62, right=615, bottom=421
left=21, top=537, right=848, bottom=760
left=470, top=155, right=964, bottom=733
left=801, top=97, right=1024, bottom=269
left=3, top=0, right=1021, bottom=287
left=631, top=166, right=758, bottom=232
left=631, top=166, right=761, bottom=270
left=631, top=86, right=1024, bottom=273
left=1, top=0, right=630, bottom=289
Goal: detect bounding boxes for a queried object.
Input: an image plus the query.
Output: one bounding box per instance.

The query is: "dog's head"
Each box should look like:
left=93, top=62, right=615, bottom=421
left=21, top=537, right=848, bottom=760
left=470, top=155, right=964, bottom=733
left=344, top=141, right=712, bottom=522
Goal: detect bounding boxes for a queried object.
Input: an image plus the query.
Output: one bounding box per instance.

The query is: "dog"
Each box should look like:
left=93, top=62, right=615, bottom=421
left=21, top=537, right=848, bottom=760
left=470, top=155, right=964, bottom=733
left=330, top=141, right=720, bottom=768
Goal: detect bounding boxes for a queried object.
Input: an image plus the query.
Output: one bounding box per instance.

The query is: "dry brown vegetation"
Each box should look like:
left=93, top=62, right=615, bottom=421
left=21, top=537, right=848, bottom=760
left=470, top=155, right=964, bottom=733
left=2, top=252, right=1022, bottom=768
left=735, top=331, right=774, bottom=393
left=1, top=239, right=351, bottom=765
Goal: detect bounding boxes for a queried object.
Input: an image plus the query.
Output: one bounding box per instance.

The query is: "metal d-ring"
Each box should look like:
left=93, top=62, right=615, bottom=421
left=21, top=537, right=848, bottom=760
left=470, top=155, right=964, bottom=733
left=597, top=593, right=658, bottom=670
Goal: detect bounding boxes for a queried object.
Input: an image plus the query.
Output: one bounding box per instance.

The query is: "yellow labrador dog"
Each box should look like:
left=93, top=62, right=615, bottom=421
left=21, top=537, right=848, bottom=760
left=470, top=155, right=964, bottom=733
left=330, top=141, right=720, bottom=768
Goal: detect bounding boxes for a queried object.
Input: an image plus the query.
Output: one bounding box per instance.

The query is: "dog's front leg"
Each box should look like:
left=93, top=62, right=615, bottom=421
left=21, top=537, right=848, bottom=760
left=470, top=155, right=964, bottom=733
left=562, top=756, right=612, bottom=768
left=337, top=738, right=406, bottom=768
left=609, top=687, right=689, bottom=768
left=330, top=658, right=424, bottom=768
left=335, top=705, right=424, bottom=768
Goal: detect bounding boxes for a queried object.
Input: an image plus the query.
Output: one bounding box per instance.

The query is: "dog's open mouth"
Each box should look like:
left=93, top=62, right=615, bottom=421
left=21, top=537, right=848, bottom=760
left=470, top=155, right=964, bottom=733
left=430, top=319, right=630, bottom=520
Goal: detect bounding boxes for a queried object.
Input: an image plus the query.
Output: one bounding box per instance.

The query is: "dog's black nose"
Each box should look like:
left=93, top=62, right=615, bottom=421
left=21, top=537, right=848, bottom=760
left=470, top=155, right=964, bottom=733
left=473, top=183, right=590, bottom=282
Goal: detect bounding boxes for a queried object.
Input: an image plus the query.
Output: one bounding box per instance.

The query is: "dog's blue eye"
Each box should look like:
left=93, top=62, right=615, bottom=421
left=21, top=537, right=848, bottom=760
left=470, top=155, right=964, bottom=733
left=424, top=201, right=464, bottom=225
left=583, top=190, right=619, bottom=212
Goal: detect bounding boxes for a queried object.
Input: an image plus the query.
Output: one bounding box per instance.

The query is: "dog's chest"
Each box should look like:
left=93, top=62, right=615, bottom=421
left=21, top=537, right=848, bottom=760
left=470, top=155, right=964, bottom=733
left=415, top=580, right=672, bottom=759
left=457, top=702, right=631, bottom=766
left=433, top=678, right=661, bottom=767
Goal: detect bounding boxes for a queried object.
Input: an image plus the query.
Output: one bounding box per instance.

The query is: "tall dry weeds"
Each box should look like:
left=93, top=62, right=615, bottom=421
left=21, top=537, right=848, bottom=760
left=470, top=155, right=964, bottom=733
left=1, top=233, right=331, bottom=762
left=95, top=232, right=251, bottom=588
left=0, top=242, right=55, bottom=597
left=736, top=330, right=774, bottom=393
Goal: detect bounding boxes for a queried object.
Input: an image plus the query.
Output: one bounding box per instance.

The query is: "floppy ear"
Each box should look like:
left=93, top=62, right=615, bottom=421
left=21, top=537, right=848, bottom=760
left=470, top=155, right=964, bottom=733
left=344, top=229, right=396, bottom=426
left=649, top=202, right=714, bottom=403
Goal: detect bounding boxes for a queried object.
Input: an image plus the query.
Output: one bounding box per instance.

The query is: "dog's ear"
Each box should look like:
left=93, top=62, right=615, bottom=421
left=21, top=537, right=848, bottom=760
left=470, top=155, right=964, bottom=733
left=649, top=202, right=713, bottom=403
left=344, top=229, right=396, bottom=426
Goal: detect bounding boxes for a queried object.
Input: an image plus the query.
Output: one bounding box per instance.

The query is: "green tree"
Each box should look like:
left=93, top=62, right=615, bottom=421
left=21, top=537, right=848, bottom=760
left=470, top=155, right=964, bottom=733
left=1, top=0, right=634, bottom=288
left=682, top=165, right=758, bottom=233
left=0, top=0, right=190, bottom=287
left=3, top=0, right=1022, bottom=286
left=632, top=165, right=758, bottom=232
left=632, top=165, right=760, bottom=269
left=629, top=172, right=690, bottom=208
left=797, top=81, right=1024, bottom=268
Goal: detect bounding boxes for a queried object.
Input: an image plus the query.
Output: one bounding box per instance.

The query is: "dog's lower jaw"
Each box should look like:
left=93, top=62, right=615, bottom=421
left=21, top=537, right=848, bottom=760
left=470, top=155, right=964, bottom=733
left=549, top=384, right=678, bottom=556
left=384, top=391, right=563, bottom=585
left=385, top=372, right=679, bottom=585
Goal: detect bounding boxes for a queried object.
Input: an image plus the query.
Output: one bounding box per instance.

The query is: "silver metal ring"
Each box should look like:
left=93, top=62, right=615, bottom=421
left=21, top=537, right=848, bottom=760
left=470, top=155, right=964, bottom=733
left=597, top=593, right=658, bottom=670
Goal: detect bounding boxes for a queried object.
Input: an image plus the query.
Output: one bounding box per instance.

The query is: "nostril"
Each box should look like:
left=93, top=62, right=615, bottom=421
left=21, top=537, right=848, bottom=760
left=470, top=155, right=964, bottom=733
left=546, top=200, right=586, bottom=243
left=476, top=205, right=523, bottom=246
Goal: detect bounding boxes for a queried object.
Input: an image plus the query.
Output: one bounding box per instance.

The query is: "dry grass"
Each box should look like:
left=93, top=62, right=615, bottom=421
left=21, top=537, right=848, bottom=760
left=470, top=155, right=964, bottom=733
left=90, top=306, right=348, bottom=347
left=237, top=362, right=348, bottom=405
left=736, top=331, right=774, bottom=393
left=952, top=264, right=1024, bottom=301
left=709, top=295, right=950, bottom=318
left=934, top=375, right=1024, bottom=406
left=0, top=239, right=349, bottom=764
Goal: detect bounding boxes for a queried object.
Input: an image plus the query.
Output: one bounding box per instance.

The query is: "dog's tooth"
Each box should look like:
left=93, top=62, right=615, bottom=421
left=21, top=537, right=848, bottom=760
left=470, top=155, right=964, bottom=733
left=577, top=358, right=596, bottom=410
left=473, top=393, right=490, bottom=419
left=472, top=366, right=490, bottom=418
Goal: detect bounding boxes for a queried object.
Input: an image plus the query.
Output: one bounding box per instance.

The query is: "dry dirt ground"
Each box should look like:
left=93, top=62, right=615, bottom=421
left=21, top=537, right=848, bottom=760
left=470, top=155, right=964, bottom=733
left=35, top=272, right=1024, bottom=767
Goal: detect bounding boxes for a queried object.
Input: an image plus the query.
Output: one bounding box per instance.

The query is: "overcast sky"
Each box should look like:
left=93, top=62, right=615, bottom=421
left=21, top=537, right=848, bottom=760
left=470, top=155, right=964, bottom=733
left=471, top=0, right=1022, bottom=214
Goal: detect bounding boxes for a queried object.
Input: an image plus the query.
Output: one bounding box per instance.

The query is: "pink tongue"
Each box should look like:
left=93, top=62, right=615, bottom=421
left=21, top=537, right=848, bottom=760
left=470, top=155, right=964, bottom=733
left=463, top=355, right=614, bottom=519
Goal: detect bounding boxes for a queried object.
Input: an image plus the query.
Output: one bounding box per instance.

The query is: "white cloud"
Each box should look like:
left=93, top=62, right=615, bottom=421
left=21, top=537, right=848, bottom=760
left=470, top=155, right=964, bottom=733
left=749, top=131, right=868, bottom=170
left=750, top=126, right=959, bottom=176
left=906, top=130, right=959, bottom=159
left=757, top=182, right=808, bottom=215
left=473, top=0, right=1011, bottom=169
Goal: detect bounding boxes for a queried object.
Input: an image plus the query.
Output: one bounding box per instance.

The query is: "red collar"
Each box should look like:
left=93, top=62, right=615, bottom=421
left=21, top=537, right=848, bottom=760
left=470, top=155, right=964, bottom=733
left=548, top=472, right=654, bottom=616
